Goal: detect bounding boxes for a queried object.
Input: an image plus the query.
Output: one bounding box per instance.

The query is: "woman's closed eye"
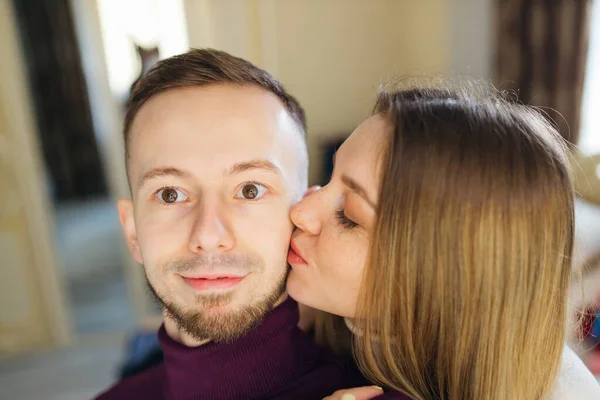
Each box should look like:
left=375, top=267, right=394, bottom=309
left=336, top=209, right=358, bottom=229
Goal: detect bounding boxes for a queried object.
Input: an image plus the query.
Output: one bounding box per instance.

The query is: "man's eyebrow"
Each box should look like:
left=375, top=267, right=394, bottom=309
left=225, top=160, right=283, bottom=176
left=341, top=175, right=376, bottom=209
left=138, top=167, right=189, bottom=191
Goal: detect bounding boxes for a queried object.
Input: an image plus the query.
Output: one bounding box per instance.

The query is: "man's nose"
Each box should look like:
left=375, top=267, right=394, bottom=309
left=188, top=200, right=235, bottom=254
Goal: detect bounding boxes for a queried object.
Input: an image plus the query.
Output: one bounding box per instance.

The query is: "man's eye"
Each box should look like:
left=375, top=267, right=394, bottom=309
left=235, top=183, right=267, bottom=200
left=156, top=188, right=188, bottom=204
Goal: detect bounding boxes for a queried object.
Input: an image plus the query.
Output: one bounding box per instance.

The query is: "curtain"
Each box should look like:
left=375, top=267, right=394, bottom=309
left=495, top=0, right=593, bottom=145
left=12, top=0, right=107, bottom=201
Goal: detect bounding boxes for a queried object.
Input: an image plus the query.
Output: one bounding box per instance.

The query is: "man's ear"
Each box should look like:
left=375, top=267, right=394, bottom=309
left=118, top=198, right=143, bottom=264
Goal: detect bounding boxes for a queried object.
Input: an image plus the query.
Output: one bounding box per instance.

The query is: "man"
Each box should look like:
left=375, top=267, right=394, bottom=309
left=96, top=48, right=364, bottom=399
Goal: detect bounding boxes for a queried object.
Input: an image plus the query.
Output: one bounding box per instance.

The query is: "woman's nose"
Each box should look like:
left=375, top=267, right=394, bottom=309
left=290, top=188, right=323, bottom=235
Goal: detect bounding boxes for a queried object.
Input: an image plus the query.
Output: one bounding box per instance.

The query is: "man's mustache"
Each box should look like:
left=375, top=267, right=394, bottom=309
left=164, top=254, right=263, bottom=274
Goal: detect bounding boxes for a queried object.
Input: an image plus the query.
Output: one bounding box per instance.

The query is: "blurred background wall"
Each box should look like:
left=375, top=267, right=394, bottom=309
left=183, top=0, right=476, bottom=184
left=1, top=0, right=599, bottom=398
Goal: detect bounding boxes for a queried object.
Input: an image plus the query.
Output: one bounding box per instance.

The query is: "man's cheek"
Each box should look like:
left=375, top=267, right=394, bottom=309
left=265, top=221, right=294, bottom=244
left=264, top=208, right=294, bottom=231
left=241, top=209, right=292, bottom=235
left=139, top=227, right=182, bottom=260
left=144, top=217, right=187, bottom=241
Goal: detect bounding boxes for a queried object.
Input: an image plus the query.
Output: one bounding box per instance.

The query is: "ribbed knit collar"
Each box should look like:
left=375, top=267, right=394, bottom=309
left=159, top=298, right=321, bottom=400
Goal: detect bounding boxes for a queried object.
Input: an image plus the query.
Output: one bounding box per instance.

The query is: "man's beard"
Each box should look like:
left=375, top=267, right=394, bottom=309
left=145, top=253, right=289, bottom=343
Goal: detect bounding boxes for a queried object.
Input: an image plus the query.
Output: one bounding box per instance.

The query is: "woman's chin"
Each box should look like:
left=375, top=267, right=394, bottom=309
left=286, top=270, right=320, bottom=310
left=285, top=270, right=304, bottom=302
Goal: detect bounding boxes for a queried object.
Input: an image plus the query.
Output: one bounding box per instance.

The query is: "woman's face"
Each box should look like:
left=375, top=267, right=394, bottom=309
left=287, top=115, right=388, bottom=318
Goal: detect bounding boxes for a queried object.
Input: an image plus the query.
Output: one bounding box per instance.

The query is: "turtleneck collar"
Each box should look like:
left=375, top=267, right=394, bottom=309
left=158, top=298, right=322, bottom=400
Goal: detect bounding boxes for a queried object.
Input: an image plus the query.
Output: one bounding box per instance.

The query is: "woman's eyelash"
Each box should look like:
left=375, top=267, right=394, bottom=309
left=335, top=209, right=358, bottom=229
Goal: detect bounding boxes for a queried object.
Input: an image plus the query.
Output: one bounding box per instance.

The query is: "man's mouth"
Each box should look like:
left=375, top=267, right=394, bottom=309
left=180, top=274, right=247, bottom=291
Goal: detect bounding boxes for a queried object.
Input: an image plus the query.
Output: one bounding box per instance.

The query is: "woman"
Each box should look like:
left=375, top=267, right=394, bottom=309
left=288, top=82, right=599, bottom=399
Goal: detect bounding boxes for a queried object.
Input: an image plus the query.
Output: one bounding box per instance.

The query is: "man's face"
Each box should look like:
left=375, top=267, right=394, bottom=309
left=119, top=84, right=307, bottom=342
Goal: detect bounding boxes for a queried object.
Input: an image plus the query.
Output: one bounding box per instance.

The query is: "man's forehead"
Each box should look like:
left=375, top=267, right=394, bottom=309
left=131, top=142, right=289, bottom=188
left=131, top=85, right=293, bottom=133
left=132, top=125, right=290, bottom=167
left=127, top=85, right=306, bottom=190
left=130, top=86, right=300, bottom=154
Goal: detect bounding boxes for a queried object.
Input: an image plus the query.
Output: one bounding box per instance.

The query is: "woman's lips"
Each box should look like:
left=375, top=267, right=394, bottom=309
left=288, top=239, right=308, bottom=266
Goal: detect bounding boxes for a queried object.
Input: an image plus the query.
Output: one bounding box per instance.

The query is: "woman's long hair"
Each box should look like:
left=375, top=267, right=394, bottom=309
left=325, top=81, right=574, bottom=400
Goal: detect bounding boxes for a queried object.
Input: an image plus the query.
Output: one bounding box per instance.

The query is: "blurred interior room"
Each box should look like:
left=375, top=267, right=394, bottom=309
left=0, top=0, right=599, bottom=399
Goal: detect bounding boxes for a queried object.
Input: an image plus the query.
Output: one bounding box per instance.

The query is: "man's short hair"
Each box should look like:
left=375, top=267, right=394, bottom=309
left=123, top=48, right=307, bottom=162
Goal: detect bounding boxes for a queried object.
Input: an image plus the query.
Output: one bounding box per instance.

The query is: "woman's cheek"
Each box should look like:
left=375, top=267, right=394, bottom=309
left=321, top=241, right=348, bottom=281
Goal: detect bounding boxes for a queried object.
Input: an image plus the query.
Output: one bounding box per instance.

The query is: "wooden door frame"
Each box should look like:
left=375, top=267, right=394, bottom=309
left=0, top=0, right=73, bottom=351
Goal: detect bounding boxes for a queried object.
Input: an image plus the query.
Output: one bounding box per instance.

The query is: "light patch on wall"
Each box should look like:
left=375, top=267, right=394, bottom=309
left=579, top=0, right=600, bottom=155
left=96, top=0, right=189, bottom=98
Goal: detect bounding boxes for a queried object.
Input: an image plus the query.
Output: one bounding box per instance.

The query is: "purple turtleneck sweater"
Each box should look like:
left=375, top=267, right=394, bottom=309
left=95, top=298, right=368, bottom=400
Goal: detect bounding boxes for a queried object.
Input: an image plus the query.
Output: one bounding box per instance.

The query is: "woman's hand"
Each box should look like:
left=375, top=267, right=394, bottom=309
left=322, top=386, right=384, bottom=400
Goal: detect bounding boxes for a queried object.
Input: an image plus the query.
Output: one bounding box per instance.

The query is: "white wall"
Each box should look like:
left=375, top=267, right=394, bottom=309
left=449, top=0, right=494, bottom=80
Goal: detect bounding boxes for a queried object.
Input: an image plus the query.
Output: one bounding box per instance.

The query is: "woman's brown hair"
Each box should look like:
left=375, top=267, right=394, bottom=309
left=321, top=81, right=574, bottom=400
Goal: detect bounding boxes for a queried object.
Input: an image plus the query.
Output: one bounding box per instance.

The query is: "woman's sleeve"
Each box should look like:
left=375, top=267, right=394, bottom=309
left=546, top=345, right=600, bottom=400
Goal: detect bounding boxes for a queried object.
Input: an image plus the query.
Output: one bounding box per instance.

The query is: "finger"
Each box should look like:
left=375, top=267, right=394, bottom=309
left=303, top=185, right=321, bottom=198
left=323, top=386, right=384, bottom=400
left=341, top=386, right=384, bottom=400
